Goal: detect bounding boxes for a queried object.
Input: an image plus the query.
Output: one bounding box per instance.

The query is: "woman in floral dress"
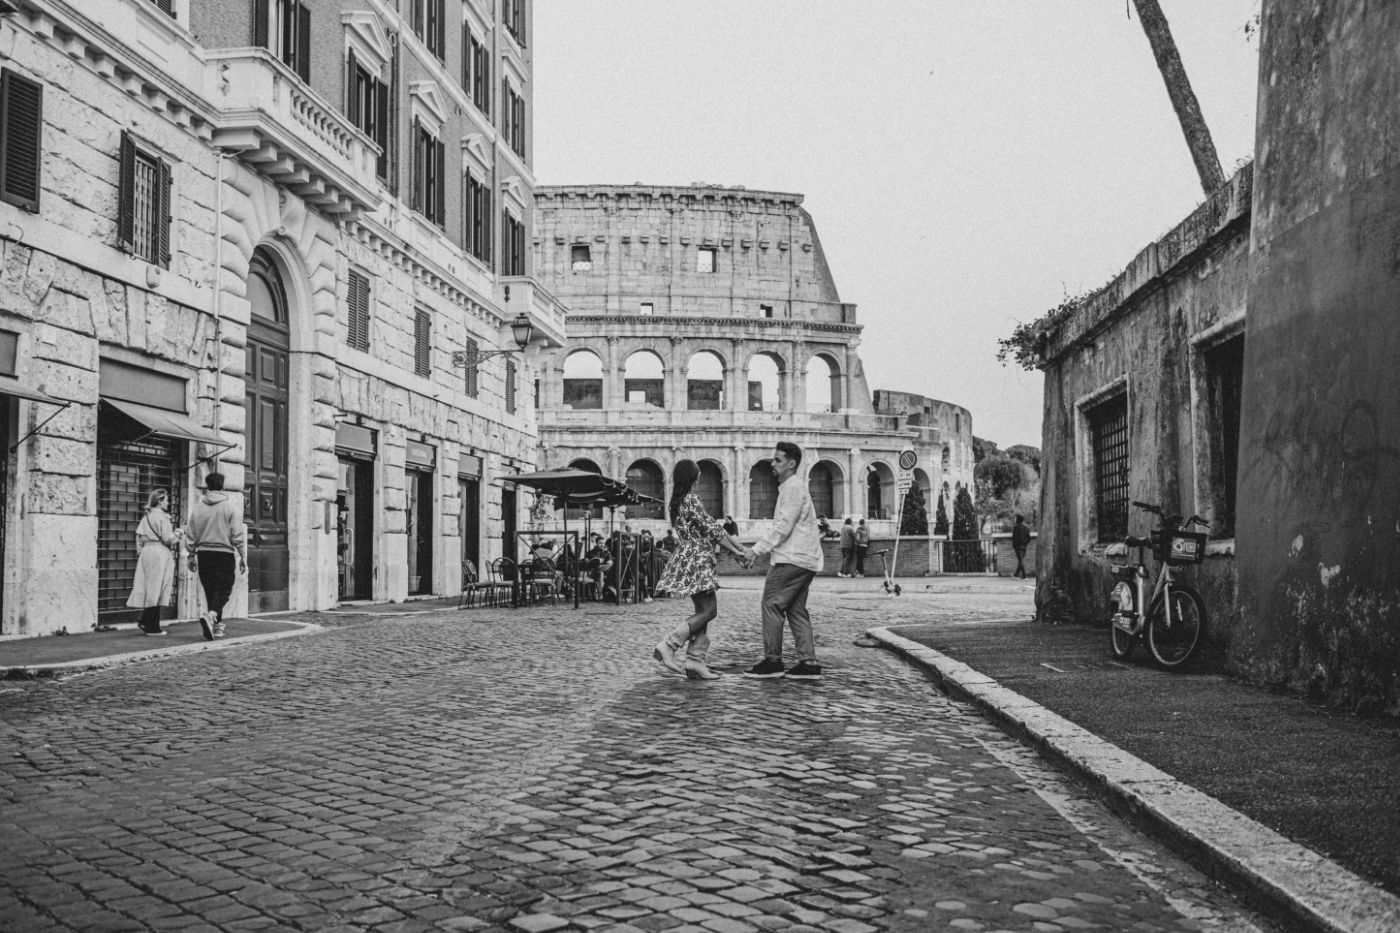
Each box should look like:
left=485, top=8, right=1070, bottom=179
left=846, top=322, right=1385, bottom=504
left=652, top=460, right=749, bottom=679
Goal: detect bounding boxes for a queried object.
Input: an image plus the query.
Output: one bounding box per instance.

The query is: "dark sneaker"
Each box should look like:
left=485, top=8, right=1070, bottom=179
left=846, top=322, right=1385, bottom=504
left=743, top=659, right=786, bottom=679
left=785, top=661, right=822, bottom=679
left=199, top=613, right=214, bottom=641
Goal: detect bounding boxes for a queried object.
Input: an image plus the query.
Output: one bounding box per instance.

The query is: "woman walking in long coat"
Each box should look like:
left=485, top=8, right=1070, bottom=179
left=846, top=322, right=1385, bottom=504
left=127, top=489, right=179, bottom=635
left=652, top=460, right=749, bottom=679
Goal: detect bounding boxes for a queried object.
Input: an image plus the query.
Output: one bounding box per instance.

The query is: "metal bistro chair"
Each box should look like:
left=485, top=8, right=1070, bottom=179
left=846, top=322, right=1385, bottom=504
left=458, top=559, right=490, bottom=609
left=523, top=556, right=562, bottom=606
left=489, top=557, right=519, bottom=607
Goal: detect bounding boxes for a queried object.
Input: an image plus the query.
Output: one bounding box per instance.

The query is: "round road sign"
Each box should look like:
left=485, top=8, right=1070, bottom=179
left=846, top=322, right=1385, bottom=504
left=898, top=449, right=918, bottom=472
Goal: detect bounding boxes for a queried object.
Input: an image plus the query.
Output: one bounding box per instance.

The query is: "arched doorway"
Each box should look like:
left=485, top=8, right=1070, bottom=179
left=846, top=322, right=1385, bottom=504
left=695, top=460, right=724, bottom=517
left=245, top=248, right=291, bottom=612
left=866, top=461, right=895, bottom=519
left=625, top=459, right=665, bottom=519
left=808, top=461, right=841, bottom=520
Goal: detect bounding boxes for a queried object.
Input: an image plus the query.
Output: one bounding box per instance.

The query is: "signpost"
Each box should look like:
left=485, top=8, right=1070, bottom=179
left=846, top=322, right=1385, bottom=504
left=888, top=448, right=918, bottom=596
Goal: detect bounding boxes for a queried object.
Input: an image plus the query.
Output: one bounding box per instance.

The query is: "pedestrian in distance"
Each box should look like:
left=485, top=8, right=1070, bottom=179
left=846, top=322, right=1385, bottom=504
left=652, top=459, right=751, bottom=680
left=1012, top=514, right=1032, bottom=579
left=722, top=515, right=739, bottom=537
left=838, top=517, right=856, bottom=577
left=660, top=529, right=678, bottom=553
left=127, top=488, right=180, bottom=636
left=184, top=472, right=248, bottom=641
left=855, top=518, right=870, bottom=578
left=740, top=442, right=824, bottom=680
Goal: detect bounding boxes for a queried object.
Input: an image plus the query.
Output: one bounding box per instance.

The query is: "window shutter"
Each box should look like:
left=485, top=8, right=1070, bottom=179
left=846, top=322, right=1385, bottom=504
left=415, top=308, right=431, bottom=377
left=348, top=270, right=370, bottom=351
left=0, top=70, right=43, bottom=213
left=116, top=131, right=135, bottom=251
left=434, top=137, right=445, bottom=226
left=413, top=0, right=424, bottom=37
left=157, top=157, right=172, bottom=268
left=296, top=2, right=312, bottom=82
left=464, top=337, right=478, bottom=397
left=505, top=358, right=516, bottom=413
left=374, top=77, right=389, bottom=179
left=253, top=0, right=269, bottom=48
left=410, top=119, right=423, bottom=212
left=461, top=23, right=469, bottom=89
left=347, top=50, right=359, bottom=126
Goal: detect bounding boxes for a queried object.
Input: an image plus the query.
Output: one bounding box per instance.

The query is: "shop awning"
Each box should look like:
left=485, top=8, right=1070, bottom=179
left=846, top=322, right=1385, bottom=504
left=0, top=375, right=61, bottom=405
left=101, top=398, right=228, bottom=447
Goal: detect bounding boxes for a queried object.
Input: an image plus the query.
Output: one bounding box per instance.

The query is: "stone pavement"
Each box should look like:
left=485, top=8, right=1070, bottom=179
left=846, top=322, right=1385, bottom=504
left=0, top=579, right=1277, bottom=933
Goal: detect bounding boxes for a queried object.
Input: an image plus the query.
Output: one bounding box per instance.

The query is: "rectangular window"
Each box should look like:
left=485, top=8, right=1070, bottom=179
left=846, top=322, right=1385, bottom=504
left=505, top=358, right=517, bottom=414
left=465, top=170, right=493, bottom=266
left=255, top=0, right=311, bottom=83
left=147, top=0, right=175, bottom=14
left=1088, top=393, right=1129, bottom=543
left=414, top=308, right=431, bottom=378
left=412, top=120, right=445, bottom=227
left=463, top=337, right=479, bottom=398
left=639, top=302, right=653, bottom=316
left=502, top=209, right=525, bottom=275
left=759, top=303, right=773, bottom=318
left=469, top=33, right=490, bottom=115
left=0, top=68, right=43, bottom=213
left=346, top=269, right=370, bottom=352
left=503, top=0, right=525, bottom=46
left=501, top=80, right=525, bottom=158
left=1205, top=333, right=1244, bottom=538
left=411, top=0, right=444, bottom=58
left=697, top=247, right=717, bottom=273
left=347, top=52, right=389, bottom=181
left=117, top=133, right=172, bottom=268
left=571, top=243, right=591, bottom=271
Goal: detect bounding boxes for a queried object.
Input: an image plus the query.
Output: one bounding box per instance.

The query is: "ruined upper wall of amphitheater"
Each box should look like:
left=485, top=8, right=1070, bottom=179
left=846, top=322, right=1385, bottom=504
left=533, top=184, right=852, bottom=324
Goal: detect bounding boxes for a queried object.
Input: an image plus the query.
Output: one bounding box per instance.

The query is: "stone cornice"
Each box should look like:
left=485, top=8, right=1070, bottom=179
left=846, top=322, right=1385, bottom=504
left=537, top=184, right=804, bottom=210
left=346, top=217, right=507, bottom=328
left=564, top=314, right=860, bottom=337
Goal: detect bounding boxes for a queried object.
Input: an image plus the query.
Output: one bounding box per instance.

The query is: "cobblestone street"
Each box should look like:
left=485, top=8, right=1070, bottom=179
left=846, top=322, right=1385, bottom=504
left=0, top=579, right=1271, bottom=932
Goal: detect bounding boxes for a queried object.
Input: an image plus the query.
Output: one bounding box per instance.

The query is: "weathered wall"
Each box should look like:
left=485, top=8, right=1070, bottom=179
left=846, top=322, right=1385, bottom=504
left=1236, top=0, right=1400, bottom=712
left=1036, top=168, right=1251, bottom=644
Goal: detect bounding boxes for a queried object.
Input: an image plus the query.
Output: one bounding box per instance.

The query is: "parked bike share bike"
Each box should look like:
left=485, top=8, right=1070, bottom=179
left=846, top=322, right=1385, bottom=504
left=1108, top=501, right=1209, bottom=670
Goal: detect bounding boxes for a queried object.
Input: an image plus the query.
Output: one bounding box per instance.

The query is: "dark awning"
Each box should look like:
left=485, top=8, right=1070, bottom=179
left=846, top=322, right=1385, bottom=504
left=0, top=375, right=61, bottom=405
left=101, top=398, right=227, bottom=447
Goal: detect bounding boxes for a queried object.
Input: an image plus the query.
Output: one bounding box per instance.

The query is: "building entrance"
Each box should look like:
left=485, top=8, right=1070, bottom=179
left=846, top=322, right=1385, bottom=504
left=406, top=468, right=433, bottom=595
left=0, top=401, right=9, bottom=624
left=96, top=435, right=184, bottom=625
left=244, top=250, right=291, bottom=613
left=337, top=457, right=373, bottom=600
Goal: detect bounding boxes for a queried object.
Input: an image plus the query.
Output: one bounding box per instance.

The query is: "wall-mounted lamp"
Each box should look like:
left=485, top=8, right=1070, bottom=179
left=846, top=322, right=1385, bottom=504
left=452, top=313, right=533, bottom=371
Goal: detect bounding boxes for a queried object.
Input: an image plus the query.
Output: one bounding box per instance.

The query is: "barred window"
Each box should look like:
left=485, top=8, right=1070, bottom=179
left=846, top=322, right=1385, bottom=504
left=463, top=337, right=479, bottom=398
left=346, top=270, right=370, bottom=351
left=505, top=358, right=516, bottom=414
left=414, top=308, right=431, bottom=378
left=1088, top=392, right=1129, bottom=542
left=117, top=133, right=172, bottom=268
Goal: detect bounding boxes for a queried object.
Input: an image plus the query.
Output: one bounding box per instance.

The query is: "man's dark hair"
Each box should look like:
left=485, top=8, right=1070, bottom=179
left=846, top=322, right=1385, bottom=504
left=1015, top=514, right=1024, bottom=523
left=775, top=441, right=802, bottom=467
left=205, top=472, right=225, bottom=491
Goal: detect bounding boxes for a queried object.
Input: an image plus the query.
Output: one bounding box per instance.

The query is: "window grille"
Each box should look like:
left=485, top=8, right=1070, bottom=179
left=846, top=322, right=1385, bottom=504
left=97, top=435, right=184, bottom=622
left=1089, top=393, right=1129, bottom=542
left=117, top=133, right=172, bottom=267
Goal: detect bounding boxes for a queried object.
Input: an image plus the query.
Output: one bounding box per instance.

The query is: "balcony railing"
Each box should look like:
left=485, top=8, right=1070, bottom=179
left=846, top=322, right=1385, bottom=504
left=205, top=49, right=382, bottom=219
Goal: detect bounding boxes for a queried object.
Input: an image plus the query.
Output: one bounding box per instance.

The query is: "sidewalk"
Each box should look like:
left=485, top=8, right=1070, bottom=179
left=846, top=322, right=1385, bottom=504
left=870, top=618, right=1400, bottom=933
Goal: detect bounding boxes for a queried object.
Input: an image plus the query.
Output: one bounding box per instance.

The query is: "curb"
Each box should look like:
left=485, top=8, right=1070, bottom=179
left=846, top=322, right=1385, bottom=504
left=866, top=625, right=1400, bottom=933
left=1, top=621, right=324, bottom=677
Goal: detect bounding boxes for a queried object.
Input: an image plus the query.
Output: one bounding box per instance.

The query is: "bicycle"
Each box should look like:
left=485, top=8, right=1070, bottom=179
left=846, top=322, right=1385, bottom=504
left=1108, top=501, right=1209, bottom=670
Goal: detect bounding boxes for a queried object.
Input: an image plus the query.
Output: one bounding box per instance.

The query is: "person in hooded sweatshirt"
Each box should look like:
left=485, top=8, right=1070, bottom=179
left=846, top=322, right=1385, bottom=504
left=183, top=472, right=248, bottom=640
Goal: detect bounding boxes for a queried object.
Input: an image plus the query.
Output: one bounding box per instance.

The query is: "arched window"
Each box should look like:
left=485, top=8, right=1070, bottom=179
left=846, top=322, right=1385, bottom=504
left=941, top=446, right=951, bottom=472
left=808, top=461, right=838, bottom=519
left=687, top=350, right=724, bottom=410
left=749, top=462, right=777, bottom=519
left=624, top=350, right=665, bottom=408
left=625, top=459, right=665, bottom=519
left=695, top=460, right=724, bottom=517
left=805, top=354, right=842, bottom=412
left=563, top=350, right=603, bottom=410
left=746, top=353, right=781, bottom=412
left=866, top=462, right=895, bottom=520
left=568, top=458, right=602, bottom=474
left=867, top=471, right=883, bottom=519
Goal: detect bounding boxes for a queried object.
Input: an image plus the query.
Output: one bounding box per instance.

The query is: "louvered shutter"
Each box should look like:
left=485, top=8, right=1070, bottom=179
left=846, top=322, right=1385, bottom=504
left=433, top=137, right=445, bottom=226
left=157, top=158, right=172, bottom=268
left=410, top=119, right=423, bottom=212
left=347, top=270, right=370, bottom=351
left=347, top=50, right=359, bottom=126
left=415, top=308, right=431, bottom=377
left=253, top=0, right=269, bottom=48
left=505, top=359, right=516, bottom=413
left=0, top=70, right=42, bottom=213
left=374, top=77, right=389, bottom=180
left=116, top=131, right=135, bottom=251
left=464, top=338, right=478, bottom=397
left=296, top=2, right=311, bottom=82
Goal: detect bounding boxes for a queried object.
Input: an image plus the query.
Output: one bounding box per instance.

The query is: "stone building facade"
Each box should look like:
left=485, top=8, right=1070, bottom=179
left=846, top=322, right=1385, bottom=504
left=0, top=0, right=560, bottom=636
left=529, top=184, right=972, bottom=543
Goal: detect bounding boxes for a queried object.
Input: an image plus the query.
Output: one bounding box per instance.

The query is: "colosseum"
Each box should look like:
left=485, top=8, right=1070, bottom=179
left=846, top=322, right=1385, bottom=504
left=529, top=184, right=973, bottom=547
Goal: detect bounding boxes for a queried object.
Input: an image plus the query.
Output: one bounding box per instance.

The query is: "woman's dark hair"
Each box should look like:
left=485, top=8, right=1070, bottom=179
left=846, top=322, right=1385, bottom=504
left=669, top=459, right=700, bottom=523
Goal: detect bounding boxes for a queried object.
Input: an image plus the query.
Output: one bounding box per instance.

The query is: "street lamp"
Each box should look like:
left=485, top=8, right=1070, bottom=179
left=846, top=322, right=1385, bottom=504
left=453, top=312, right=534, bottom=370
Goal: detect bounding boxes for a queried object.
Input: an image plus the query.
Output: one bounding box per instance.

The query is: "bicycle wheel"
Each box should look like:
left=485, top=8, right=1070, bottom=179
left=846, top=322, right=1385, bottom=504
left=1147, top=584, right=1207, bottom=670
left=1108, top=582, right=1137, bottom=660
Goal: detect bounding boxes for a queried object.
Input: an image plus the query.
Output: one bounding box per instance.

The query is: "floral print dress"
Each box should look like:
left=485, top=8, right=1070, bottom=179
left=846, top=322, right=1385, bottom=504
left=653, top=493, right=727, bottom=597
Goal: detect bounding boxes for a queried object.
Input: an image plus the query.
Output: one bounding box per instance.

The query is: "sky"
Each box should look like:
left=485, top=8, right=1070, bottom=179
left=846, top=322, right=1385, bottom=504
left=532, top=1, right=1261, bottom=449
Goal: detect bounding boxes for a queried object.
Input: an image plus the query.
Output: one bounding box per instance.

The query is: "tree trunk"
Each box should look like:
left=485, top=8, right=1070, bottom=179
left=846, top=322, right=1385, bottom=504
left=1131, top=0, right=1226, bottom=194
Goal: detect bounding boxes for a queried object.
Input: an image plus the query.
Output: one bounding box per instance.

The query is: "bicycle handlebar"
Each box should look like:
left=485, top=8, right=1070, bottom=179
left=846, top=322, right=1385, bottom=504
left=1131, top=500, right=1162, bottom=514
left=1132, top=501, right=1211, bottom=530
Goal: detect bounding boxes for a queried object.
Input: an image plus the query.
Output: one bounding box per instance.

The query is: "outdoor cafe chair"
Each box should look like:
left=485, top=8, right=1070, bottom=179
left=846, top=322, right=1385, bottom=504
left=458, top=558, right=490, bottom=609
left=489, top=557, right=519, bottom=607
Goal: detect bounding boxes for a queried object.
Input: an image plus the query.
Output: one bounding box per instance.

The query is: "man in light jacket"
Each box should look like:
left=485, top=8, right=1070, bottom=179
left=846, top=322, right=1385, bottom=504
left=741, top=441, right=824, bottom=679
left=184, top=472, right=248, bottom=640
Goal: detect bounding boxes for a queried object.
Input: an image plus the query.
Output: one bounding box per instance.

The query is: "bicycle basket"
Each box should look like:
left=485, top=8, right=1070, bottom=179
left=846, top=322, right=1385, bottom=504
left=1154, top=529, right=1207, bottom=565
